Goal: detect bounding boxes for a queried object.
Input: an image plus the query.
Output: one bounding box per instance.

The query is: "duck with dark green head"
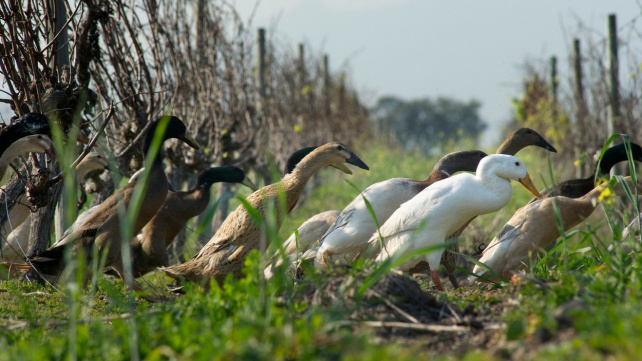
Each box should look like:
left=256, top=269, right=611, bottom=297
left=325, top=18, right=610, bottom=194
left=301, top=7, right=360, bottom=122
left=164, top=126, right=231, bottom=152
left=0, top=113, right=55, bottom=180
left=128, top=165, right=256, bottom=278
left=5, top=116, right=200, bottom=292
left=162, top=142, right=369, bottom=290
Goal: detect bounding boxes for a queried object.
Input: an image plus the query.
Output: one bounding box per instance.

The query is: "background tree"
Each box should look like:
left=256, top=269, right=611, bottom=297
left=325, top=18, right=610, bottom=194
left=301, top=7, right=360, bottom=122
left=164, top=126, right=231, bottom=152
left=371, top=95, right=486, bottom=153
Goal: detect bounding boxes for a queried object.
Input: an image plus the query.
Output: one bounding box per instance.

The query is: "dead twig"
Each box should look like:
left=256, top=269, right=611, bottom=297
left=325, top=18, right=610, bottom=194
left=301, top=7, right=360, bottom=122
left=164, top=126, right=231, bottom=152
left=0, top=310, right=160, bottom=331
left=330, top=320, right=473, bottom=333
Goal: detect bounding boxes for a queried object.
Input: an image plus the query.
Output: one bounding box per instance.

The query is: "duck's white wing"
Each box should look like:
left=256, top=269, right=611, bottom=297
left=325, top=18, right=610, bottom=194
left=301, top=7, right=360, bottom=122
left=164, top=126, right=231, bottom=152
left=369, top=174, right=479, bottom=270
left=314, top=178, right=420, bottom=266
left=471, top=200, right=542, bottom=280
left=264, top=210, right=340, bottom=278
left=377, top=175, right=470, bottom=242
left=281, top=210, right=339, bottom=255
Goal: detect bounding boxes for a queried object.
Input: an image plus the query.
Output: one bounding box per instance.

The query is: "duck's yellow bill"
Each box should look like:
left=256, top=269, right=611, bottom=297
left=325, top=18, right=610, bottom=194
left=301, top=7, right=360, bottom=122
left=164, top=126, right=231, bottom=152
left=518, top=173, right=541, bottom=198
left=331, top=162, right=353, bottom=175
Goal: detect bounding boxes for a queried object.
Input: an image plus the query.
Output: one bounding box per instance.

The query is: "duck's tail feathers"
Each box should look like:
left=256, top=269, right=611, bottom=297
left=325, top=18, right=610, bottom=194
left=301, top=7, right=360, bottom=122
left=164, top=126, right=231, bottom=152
left=166, top=280, right=185, bottom=294
left=21, top=246, right=67, bottom=276
left=159, top=266, right=183, bottom=280
left=1, top=262, right=33, bottom=271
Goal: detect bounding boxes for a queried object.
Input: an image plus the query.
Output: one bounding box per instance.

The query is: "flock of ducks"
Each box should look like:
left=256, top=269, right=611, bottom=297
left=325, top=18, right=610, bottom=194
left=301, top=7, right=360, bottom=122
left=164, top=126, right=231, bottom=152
left=270, top=130, right=641, bottom=290
left=0, top=112, right=640, bottom=298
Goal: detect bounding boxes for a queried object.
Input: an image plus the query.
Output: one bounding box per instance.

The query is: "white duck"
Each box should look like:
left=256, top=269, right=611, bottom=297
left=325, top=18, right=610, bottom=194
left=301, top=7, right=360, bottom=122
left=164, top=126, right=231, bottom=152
left=264, top=210, right=340, bottom=278
left=365, top=154, right=541, bottom=291
left=308, top=150, right=488, bottom=268
left=471, top=176, right=642, bottom=282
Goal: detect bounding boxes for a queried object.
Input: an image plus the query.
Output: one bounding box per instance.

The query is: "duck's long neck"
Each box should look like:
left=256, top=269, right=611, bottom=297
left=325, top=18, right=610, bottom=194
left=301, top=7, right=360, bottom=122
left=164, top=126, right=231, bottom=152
left=143, top=137, right=164, bottom=170
left=598, top=145, right=639, bottom=175
left=0, top=155, right=12, bottom=180
left=281, top=158, right=328, bottom=205
left=563, top=185, right=610, bottom=221
left=177, top=187, right=210, bottom=216
left=495, top=139, right=520, bottom=155
left=0, top=147, right=28, bottom=180
left=76, top=165, right=98, bottom=184
left=476, top=167, right=513, bottom=205
left=422, top=170, right=449, bottom=185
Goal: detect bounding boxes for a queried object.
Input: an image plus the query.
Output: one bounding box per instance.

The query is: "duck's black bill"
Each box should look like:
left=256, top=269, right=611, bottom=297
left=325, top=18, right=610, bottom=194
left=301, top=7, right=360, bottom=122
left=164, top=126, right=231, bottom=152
left=179, top=133, right=201, bottom=150
left=537, top=138, right=557, bottom=153
left=346, top=153, right=369, bottom=171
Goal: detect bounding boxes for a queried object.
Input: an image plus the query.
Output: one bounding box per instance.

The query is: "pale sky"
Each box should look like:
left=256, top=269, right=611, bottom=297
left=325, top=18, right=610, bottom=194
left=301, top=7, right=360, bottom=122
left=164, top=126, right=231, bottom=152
left=235, top=0, right=642, bottom=146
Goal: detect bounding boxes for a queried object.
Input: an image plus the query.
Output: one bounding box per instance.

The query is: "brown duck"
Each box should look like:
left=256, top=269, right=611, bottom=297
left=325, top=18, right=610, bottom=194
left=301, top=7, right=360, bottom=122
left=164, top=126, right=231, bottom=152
left=127, top=166, right=256, bottom=278
left=471, top=176, right=642, bottom=281
left=161, top=142, right=369, bottom=289
left=4, top=116, right=199, bottom=291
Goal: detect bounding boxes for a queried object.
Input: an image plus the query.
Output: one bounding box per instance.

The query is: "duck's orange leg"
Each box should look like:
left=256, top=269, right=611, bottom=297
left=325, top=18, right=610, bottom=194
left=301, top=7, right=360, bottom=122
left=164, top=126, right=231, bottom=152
left=431, top=270, right=445, bottom=292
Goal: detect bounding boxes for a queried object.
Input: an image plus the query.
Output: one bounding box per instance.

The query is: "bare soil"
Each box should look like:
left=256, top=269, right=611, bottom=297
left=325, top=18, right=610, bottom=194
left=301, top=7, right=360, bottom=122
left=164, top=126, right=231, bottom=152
left=299, top=268, right=575, bottom=359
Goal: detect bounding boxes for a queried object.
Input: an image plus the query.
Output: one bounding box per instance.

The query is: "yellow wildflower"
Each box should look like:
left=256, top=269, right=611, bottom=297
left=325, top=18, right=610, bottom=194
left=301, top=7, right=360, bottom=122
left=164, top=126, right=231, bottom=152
left=598, top=187, right=613, bottom=204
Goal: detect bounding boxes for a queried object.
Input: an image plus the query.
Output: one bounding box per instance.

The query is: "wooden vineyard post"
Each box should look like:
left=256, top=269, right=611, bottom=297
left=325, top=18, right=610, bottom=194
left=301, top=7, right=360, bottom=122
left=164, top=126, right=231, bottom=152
left=549, top=56, right=558, bottom=123
left=256, top=28, right=267, bottom=115
left=323, top=54, right=330, bottom=116
left=607, top=14, right=621, bottom=136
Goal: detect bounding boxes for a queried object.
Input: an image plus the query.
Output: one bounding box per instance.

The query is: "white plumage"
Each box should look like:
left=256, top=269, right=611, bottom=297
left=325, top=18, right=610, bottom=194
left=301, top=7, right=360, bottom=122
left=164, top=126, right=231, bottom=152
left=366, top=154, right=541, bottom=291
left=2, top=153, right=109, bottom=261
left=313, top=178, right=422, bottom=266
left=306, top=150, right=487, bottom=268
left=264, top=210, right=339, bottom=278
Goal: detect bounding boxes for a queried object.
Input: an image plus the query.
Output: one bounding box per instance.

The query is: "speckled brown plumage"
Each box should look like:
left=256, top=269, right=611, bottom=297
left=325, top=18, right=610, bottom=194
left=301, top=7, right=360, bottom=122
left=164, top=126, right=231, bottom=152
left=472, top=177, right=642, bottom=281
left=9, top=116, right=200, bottom=288
left=129, top=166, right=253, bottom=278
left=162, top=142, right=369, bottom=289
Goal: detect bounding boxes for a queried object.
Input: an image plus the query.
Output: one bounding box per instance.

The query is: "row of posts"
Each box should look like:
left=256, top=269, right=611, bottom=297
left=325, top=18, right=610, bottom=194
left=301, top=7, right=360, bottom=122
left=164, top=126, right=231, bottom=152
left=255, top=28, right=334, bottom=116
left=549, top=14, right=621, bottom=134
left=258, top=14, right=623, bottom=133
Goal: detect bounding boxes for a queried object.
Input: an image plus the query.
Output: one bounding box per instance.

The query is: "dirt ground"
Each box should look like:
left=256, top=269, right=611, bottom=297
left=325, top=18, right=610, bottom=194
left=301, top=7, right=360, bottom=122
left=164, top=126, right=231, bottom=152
left=299, top=268, right=576, bottom=359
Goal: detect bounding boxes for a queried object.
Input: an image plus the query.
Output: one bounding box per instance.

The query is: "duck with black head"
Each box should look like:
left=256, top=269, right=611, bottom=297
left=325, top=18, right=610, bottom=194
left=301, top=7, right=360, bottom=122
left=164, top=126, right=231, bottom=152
left=471, top=176, right=642, bottom=282
left=127, top=166, right=256, bottom=278
left=162, top=142, right=369, bottom=290
left=2, top=116, right=199, bottom=295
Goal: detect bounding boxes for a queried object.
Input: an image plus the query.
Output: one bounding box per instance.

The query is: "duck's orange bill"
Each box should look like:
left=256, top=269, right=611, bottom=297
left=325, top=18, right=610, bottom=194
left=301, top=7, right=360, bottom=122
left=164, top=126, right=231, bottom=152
left=518, top=173, right=541, bottom=198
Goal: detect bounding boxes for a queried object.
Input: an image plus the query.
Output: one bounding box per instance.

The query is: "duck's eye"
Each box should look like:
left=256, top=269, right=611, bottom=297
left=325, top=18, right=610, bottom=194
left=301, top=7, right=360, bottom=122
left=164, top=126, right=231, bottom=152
left=336, top=145, right=344, bottom=151
left=515, top=162, right=520, bottom=166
